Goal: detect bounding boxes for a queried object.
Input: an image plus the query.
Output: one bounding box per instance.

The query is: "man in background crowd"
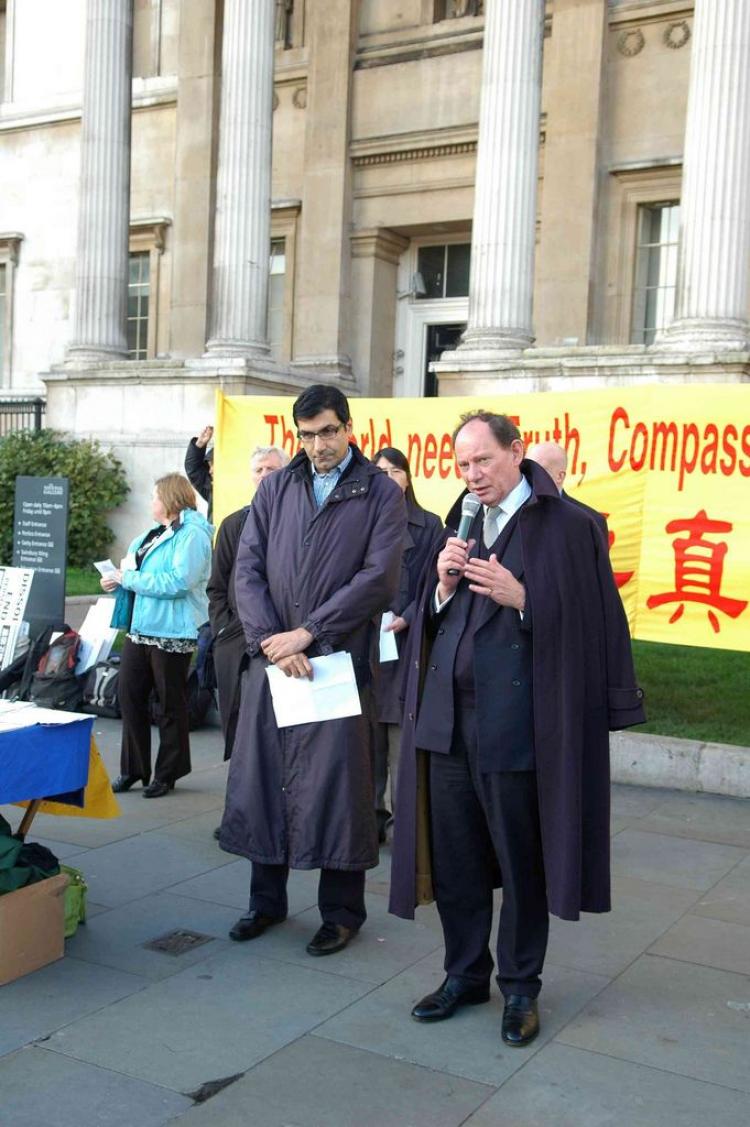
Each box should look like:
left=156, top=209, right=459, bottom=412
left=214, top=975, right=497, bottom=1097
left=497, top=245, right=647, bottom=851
left=185, top=425, right=214, bottom=520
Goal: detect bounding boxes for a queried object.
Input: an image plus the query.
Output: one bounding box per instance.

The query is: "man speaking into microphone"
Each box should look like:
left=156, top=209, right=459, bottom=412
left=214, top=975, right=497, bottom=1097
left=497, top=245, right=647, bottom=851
left=389, top=411, right=644, bottom=1047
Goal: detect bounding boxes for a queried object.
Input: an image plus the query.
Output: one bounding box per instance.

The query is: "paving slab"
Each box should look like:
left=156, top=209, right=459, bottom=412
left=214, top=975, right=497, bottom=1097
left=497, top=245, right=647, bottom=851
left=66, top=830, right=235, bottom=908
left=557, top=953, right=750, bottom=1093
left=691, top=855, right=750, bottom=926
left=648, top=913, right=750, bottom=977
left=65, top=890, right=241, bottom=980
left=546, top=875, right=700, bottom=978
left=461, top=1041, right=750, bottom=1127
left=44, top=946, right=375, bottom=1093
left=235, top=895, right=444, bottom=987
left=609, top=784, right=666, bottom=819
left=169, top=858, right=319, bottom=917
left=0, top=1044, right=192, bottom=1127
left=176, top=1035, right=493, bottom=1127
left=0, top=956, right=147, bottom=1058
left=636, top=790, right=750, bottom=848
left=314, top=947, right=609, bottom=1088
left=610, top=828, right=746, bottom=890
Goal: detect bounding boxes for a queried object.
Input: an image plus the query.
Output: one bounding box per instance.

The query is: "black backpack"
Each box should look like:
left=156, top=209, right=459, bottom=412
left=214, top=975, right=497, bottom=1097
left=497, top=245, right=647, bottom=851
left=28, top=630, right=85, bottom=711
left=82, top=657, right=122, bottom=719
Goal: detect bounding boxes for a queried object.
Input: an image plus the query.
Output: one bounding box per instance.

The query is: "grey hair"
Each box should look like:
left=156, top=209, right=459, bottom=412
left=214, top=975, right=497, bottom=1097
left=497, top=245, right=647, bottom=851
left=250, top=445, right=290, bottom=467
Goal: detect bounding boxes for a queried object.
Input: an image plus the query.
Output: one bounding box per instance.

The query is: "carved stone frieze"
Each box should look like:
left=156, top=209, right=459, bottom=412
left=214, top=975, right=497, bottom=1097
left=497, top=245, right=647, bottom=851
left=617, top=27, right=645, bottom=57
left=664, top=21, right=691, bottom=50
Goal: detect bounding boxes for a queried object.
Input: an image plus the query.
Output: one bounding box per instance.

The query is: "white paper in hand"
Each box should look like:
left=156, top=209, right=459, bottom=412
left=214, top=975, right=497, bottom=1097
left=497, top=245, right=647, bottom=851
left=265, top=651, right=361, bottom=728
left=379, top=611, right=399, bottom=663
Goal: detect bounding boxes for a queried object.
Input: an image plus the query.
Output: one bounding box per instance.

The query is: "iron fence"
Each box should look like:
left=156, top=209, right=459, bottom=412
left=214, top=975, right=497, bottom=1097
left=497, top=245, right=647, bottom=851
left=0, top=397, right=46, bottom=437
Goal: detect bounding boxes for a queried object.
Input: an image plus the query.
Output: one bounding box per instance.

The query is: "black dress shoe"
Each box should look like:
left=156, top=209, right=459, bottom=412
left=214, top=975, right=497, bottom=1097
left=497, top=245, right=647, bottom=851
left=411, top=976, right=490, bottom=1022
left=142, top=779, right=174, bottom=798
left=501, top=995, right=540, bottom=1047
left=306, top=922, right=356, bottom=956
left=111, top=775, right=146, bottom=793
left=229, top=911, right=286, bottom=942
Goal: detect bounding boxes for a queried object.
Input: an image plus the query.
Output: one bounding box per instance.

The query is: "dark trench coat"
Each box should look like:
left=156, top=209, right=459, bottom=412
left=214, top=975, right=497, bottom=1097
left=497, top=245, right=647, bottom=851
left=374, top=501, right=444, bottom=725
left=219, top=446, right=406, bottom=871
left=389, top=460, right=646, bottom=923
left=207, top=506, right=250, bottom=760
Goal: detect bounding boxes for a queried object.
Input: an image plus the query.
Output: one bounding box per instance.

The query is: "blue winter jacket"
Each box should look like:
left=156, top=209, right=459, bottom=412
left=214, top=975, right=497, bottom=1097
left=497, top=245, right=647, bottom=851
left=120, top=509, right=214, bottom=639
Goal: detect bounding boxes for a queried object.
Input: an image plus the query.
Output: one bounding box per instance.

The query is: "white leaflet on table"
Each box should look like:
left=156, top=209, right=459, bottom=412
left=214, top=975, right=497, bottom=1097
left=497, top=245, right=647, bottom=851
left=265, top=651, right=361, bottom=728
left=379, top=611, right=399, bottom=663
left=0, top=702, right=88, bottom=731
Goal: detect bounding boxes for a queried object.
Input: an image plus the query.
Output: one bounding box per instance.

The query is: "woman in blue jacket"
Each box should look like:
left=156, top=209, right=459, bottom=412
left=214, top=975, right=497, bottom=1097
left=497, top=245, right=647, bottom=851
left=101, top=473, right=213, bottom=797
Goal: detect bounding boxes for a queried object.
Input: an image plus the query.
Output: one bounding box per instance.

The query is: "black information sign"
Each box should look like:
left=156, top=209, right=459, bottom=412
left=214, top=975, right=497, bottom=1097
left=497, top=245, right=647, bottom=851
left=12, top=476, right=69, bottom=629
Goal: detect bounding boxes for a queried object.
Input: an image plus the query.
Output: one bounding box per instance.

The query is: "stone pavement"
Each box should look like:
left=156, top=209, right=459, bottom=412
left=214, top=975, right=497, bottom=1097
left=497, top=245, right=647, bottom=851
left=1, top=718, right=749, bottom=1127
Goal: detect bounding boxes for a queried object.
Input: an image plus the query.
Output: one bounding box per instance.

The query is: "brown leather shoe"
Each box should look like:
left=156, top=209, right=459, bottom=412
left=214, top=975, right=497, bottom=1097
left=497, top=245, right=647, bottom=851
left=501, top=994, right=540, bottom=1046
left=306, top=922, right=356, bottom=956
left=411, top=976, right=490, bottom=1022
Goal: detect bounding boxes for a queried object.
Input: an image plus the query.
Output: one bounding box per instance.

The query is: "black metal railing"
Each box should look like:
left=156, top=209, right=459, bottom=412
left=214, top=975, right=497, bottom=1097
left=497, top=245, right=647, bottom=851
left=0, top=397, right=46, bottom=437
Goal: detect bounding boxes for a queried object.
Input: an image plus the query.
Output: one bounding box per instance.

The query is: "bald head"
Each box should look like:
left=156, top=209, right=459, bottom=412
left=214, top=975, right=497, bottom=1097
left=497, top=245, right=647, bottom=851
left=526, top=441, right=567, bottom=492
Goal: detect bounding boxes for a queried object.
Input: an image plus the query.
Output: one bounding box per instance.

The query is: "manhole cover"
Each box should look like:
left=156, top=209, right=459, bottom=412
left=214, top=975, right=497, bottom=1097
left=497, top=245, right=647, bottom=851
left=143, top=929, right=215, bottom=956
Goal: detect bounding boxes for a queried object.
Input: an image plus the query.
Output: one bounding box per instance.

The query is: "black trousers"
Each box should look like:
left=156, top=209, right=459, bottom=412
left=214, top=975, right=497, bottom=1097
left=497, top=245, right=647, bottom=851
left=429, top=705, right=549, bottom=999
left=249, top=862, right=367, bottom=931
left=118, top=637, right=192, bottom=784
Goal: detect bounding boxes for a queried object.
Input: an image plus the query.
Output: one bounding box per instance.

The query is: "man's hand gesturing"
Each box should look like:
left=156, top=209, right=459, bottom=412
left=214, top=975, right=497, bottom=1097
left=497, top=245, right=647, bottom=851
left=436, top=537, right=476, bottom=605
left=464, top=554, right=525, bottom=612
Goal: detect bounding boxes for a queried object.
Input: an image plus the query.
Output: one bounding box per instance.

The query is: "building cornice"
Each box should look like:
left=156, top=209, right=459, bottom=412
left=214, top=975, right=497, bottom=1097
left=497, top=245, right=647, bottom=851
left=0, top=76, right=177, bottom=134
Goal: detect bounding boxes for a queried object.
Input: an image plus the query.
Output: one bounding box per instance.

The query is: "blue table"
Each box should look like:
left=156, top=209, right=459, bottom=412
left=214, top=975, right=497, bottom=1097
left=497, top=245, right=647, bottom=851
left=0, top=718, right=93, bottom=826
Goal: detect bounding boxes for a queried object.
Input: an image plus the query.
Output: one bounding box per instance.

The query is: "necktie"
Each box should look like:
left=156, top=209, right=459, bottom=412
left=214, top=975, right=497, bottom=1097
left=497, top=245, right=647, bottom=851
left=483, top=506, right=503, bottom=549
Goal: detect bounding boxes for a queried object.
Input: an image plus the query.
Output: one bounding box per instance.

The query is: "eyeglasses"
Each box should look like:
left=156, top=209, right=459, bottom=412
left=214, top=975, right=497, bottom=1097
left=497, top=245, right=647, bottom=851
left=296, top=424, right=345, bottom=443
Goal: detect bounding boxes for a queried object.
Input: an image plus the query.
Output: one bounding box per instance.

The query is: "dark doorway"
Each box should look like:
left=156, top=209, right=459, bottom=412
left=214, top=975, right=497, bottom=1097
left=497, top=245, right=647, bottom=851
left=424, top=323, right=465, bottom=397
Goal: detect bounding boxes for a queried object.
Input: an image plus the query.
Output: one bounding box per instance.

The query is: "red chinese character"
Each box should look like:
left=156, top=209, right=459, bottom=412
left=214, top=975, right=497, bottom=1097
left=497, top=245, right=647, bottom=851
left=602, top=513, right=634, bottom=589
left=646, top=510, right=748, bottom=634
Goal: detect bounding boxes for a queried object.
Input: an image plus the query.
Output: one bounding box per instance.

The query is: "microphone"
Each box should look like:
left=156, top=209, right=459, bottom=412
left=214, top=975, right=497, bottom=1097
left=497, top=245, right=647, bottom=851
left=447, top=492, right=482, bottom=575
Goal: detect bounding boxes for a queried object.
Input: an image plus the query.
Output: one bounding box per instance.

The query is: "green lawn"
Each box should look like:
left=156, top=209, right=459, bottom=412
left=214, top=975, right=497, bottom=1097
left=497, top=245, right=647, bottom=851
left=632, top=640, right=750, bottom=747
left=66, top=567, right=103, bottom=596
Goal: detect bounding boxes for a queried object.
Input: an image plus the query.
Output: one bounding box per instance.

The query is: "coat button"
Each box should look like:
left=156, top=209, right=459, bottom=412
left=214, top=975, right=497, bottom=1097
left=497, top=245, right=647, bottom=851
left=511, top=643, right=520, bottom=650
left=408, top=712, right=414, bottom=721
left=414, top=660, right=419, bottom=669
left=294, top=601, right=300, bottom=607
left=430, top=664, right=437, bottom=671
left=438, top=628, right=445, bottom=635
left=636, top=689, right=643, bottom=698
left=512, top=679, right=521, bottom=687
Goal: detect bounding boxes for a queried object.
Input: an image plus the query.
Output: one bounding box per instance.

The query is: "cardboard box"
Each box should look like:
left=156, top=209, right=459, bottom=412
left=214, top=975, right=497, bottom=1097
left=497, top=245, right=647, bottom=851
left=0, top=873, right=69, bottom=986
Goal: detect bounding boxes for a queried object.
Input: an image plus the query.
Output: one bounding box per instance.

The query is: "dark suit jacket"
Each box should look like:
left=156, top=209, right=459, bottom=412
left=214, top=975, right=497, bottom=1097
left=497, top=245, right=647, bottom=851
left=414, top=513, right=534, bottom=770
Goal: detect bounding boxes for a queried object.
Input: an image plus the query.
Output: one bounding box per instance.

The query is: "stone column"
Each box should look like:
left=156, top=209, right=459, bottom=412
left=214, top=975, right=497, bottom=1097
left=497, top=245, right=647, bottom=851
left=205, top=0, right=275, bottom=358
left=67, top=0, right=133, bottom=360
left=455, top=0, right=545, bottom=356
left=663, top=0, right=750, bottom=350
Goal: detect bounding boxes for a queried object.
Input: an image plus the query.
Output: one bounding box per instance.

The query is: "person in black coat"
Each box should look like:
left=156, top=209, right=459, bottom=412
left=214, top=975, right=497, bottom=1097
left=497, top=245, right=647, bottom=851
left=207, top=445, right=290, bottom=762
left=390, top=413, right=644, bottom=1049
left=370, top=447, right=443, bottom=842
left=185, top=425, right=214, bottom=520
left=526, top=440, right=608, bottom=542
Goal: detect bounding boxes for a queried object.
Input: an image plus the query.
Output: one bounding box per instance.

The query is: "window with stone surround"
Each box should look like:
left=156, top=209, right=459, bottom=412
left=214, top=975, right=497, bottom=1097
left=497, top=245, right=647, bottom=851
left=433, top=1, right=484, bottom=21
left=416, top=243, right=471, bottom=300
left=127, top=218, right=169, bottom=360
left=0, top=234, right=22, bottom=387
left=127, top=252, right=150, bottom=360
left=631, top=201, right=680, bottom=345
left=0, top=1, right=6, bottom=100
left=268, top=202, right=299, bottom=360
left=267, top=239, right=286, bottom=359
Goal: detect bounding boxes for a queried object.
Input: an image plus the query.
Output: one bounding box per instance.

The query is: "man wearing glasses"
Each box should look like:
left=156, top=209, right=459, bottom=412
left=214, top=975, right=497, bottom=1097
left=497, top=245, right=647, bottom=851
left=219, top=384, right=406, bottom=956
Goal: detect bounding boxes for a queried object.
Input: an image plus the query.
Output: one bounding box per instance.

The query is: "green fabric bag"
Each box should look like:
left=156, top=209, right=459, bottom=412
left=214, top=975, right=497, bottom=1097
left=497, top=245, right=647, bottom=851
left=0, top=814, right=60, bottom=894
left=61, top=864, right=88, bottom=938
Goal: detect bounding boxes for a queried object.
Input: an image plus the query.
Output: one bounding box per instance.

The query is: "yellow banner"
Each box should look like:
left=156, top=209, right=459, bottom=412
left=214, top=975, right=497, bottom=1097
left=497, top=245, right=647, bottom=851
left=214, top=386, right=750, bottom=653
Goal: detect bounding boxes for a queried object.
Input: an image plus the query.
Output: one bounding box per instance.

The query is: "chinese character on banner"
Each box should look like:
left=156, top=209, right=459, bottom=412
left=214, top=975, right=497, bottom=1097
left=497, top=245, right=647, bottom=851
left=647, top=510, right=748, bottom=634
left=602, top=514, right=634, bottom=590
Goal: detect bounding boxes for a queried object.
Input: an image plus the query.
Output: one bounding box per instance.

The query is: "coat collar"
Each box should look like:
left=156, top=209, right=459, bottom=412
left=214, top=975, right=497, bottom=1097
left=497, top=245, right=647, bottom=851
left=288, top=443, right=381, bottom=504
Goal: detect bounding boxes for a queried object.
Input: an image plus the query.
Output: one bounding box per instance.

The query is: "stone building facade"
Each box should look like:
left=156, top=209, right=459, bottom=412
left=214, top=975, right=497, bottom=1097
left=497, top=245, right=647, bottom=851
left=0, top=0, right=748, bottom=542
